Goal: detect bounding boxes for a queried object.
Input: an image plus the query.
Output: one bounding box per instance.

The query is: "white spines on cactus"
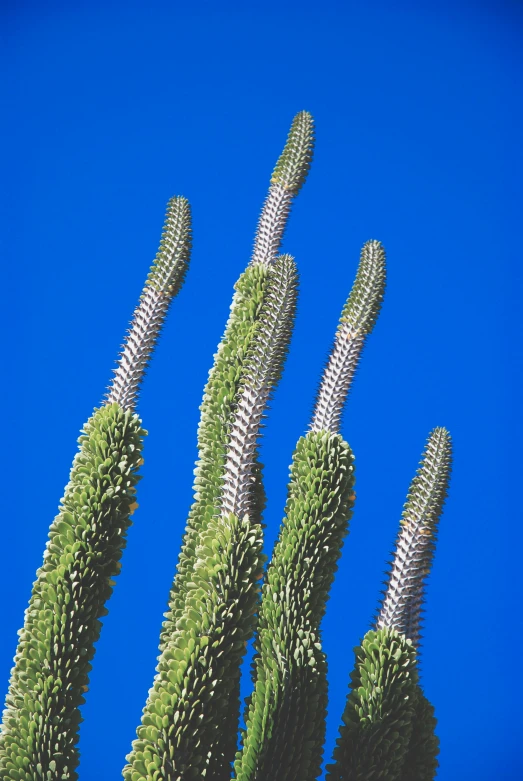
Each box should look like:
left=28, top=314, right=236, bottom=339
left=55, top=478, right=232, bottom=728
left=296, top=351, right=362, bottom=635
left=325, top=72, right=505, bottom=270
left=250, top=111, right=314, bottom=267
left=221, top=254, right=298, bottom=520
left=105, top=196, right=192, bottom=410
left=310, top=239, right=386, bottom=433
left=376, top=427, right=453, bottom=647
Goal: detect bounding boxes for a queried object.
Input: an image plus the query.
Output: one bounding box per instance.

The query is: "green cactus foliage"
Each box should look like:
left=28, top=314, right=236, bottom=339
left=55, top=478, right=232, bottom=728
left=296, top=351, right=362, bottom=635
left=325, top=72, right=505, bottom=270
left=326, top=627, right=419, bottom=781
left=0, top=404, right=145, bottom=781
left=143, top=196, right=192, bottom=297
left=337, top=240, right=386, bottom=338
left=402, top=689, right=439, bottom=781
left=235, top=430, right=356, bottom=781
left=158, top=261, right=270, bottom=650
left=125, top=256, right=299, bottom=780
left=122, top=511, right=263, bottom=781
left=251, top=111, right=314, bottom=268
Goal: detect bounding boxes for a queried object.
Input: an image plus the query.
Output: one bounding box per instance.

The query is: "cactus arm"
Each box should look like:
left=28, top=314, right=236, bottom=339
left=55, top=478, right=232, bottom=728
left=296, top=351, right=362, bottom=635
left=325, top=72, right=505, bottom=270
left=221, top=254, right=298, bottom=520
left=158, top=262, right=270, bottom=648
left=0, top=199, right=191, bottom=780
left=106, top=196, right=192, bottom=410
left=375, top=427, right=453, bottom=647
left=158, top=113, right=314, bottom=650
left=310, top=240, right=386, bottom=434
left=250, top=111, right=314, bottom=268
left=0, top=407, right=145, bottom=781
left=234, top=242, right=385, bottom=780
left=122, top=256, right=298, bottom=781
left=328, top=429, right=451, bottom=781
left=235, top=430, right=355, bottom=781
left=326, top=628, right=419, bottom=781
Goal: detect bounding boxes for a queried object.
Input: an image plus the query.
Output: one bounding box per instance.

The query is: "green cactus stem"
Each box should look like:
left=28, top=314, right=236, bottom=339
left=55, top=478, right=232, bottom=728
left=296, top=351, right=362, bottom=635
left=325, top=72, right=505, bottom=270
left=123, top=255, right=298, bottom=781
left=234, top=240, right=386, bottom=780
left=106, top=196, right=192, bottom=410
left=250, top=110, right=314, bottom=268
left=310, top=240, right=386, bottom=434
left=326, top=627, right=419, bottom=781
left=402, top=689, right=439, bottom=781
left=0, top=197, right=192, bottom=780
left=376, top=427, right=453, bottom=647
left=328, top=428, right=452, bottom=781
left=159, top=112, right=314, bottom=652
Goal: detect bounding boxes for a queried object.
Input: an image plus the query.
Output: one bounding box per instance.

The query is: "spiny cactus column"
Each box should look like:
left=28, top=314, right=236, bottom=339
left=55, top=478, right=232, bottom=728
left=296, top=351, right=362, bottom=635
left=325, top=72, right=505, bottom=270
left=375, top=427, right=453, bottom=647
left=234, top=241, right=386, bottom=781
left=122, top=113, right=312, bottom=781
left=327, top=427, right=452, bottom=781
left=159, top=111, right=315, bottom=650
left=122, top=257, right=298, bottom=781
left=0, top=197, right=192, bottom=781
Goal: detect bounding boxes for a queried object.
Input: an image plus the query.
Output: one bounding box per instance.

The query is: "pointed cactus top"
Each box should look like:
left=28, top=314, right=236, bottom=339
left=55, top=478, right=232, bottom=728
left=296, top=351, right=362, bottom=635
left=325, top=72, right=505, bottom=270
left=270, top=110, right=315, bottom=195
left=376, top=426, right=453, bottom=647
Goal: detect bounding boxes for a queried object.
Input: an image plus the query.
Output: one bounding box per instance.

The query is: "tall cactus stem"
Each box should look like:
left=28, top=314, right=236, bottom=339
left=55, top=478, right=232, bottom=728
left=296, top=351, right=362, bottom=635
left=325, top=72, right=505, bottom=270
left=105, top=196, right=192, bottom=410
left=221, top=254, right=298, bottom=521
left=250, top=111, right=314, bottom=267
left=376, top=427, right=453, bottom=647
left=310, top=240, right=386, bottom=433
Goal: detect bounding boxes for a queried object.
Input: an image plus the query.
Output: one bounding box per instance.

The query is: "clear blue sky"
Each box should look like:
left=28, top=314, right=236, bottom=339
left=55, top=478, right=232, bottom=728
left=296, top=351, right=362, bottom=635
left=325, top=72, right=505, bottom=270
left=2, top=1, right=522, bottom=779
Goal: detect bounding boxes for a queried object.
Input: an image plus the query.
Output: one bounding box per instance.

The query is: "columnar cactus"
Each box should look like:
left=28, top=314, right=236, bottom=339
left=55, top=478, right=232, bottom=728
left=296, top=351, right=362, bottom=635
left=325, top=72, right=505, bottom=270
left=326, top=428, right=452, bottom=781
left=0, top=197, right=192, bottom=780
left=1, top=112, right=452, bottom=781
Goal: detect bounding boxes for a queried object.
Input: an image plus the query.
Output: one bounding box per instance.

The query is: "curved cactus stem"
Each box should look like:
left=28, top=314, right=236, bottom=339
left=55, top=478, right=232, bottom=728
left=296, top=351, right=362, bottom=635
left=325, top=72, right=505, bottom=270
left=105, top=196, right=192, bottom=410
left=0, top=197, right=191, bottom=778
left=159, top=114, right=313, bottom=653
left=0, top=405, right=145, bottom=780
left=221, top=254, right=298, bottom=521
left=123, top=253, right=298, bottom=781
left=376, top=427, right=453, bottom=647
left=234, top=430, right=355, bottom=781
left=250, top=111, right=314, bottom=267
left=310, top=240, right=386, bottom=434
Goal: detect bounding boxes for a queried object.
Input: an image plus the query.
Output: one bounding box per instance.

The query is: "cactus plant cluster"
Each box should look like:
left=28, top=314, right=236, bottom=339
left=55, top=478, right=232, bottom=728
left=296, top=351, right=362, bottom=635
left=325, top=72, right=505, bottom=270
left=0, top=111, right=452, bottom=780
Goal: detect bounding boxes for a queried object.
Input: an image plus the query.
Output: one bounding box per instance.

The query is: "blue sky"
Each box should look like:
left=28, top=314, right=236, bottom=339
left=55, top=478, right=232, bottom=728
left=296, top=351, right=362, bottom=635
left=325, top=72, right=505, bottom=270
left=2, top=1, right=522, bottom=779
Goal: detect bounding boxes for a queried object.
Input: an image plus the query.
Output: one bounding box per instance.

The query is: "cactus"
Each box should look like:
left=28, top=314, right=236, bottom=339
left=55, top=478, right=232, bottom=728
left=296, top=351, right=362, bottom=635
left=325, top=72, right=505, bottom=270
left=326, top=428, right=452, bottom=781
left=1, top=112, right=452, bottom=780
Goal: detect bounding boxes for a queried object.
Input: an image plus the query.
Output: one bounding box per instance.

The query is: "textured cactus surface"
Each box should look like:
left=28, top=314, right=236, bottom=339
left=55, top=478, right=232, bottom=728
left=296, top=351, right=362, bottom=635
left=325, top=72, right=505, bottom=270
left=1, top=111, right=452, bottom=781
